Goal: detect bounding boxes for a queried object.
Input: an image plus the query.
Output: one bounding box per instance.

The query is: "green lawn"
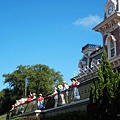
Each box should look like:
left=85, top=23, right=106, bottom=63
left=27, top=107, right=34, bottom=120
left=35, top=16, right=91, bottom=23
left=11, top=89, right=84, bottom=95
left=0, top=113, right=7, bottom=120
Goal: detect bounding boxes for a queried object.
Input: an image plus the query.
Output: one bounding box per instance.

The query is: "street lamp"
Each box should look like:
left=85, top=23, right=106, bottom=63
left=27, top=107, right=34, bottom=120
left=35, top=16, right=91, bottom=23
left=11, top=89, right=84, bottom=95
left=25, top=76, right=30, bottom=97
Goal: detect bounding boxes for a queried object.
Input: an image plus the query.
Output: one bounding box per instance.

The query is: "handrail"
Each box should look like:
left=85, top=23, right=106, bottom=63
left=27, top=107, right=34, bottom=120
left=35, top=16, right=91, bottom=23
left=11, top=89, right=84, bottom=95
left=5, top=71, right=99, bottom=119
left=8, top=85, right=82, bottom=119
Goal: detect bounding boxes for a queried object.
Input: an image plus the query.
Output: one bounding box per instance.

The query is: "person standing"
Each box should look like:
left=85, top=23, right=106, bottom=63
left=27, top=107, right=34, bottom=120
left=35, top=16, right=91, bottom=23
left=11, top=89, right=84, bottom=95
left=49, top=87, right=58, bottom=108
left=71, top=78, right=80, bottom=101
left=57, top=85, right=66, bottom=106
left=26, top=95, right=32, bottom=103
left=32, top=93, right=36, bottom=100
left=63, top=81, right=69, bottom=104
left=37, top=94, right=44, bottom=110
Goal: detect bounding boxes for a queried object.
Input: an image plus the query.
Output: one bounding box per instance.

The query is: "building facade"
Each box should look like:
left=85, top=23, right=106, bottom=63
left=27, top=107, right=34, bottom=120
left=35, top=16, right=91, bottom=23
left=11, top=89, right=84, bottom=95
left=73, top=0, right=120, bottom=100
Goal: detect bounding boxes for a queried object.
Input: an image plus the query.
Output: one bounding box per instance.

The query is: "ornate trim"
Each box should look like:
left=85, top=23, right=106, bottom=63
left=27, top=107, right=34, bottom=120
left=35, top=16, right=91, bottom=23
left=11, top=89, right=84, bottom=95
left=105, top=33, right=116, bottom=46
left=96, top=18, right=120, bottom=36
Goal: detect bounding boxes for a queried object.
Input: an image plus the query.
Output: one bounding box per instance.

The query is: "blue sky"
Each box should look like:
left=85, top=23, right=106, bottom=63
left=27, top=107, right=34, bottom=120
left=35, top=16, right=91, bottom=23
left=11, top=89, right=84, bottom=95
left=0, top=0, right=106, bottom=90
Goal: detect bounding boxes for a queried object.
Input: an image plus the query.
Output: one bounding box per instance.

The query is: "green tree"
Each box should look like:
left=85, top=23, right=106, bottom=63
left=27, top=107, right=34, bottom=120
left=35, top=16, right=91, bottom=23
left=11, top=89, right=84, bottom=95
left=0, top=89, right=16, bottom=114
left=3, top=64, right=63, bottom=97
left=3, top=65, right=30, bottom=99
left=27, top=64, right=63, bottom=95
left=1, top=64, right=63, bottom=114
left=88, top=51, right=120, bottom=120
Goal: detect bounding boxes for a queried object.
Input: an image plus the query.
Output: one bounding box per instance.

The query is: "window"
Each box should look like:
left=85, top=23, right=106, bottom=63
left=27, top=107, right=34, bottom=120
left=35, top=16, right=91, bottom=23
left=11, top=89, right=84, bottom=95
left=110, top=39, right=115, bottom=57
left=105, top=34, right=116, bottom=59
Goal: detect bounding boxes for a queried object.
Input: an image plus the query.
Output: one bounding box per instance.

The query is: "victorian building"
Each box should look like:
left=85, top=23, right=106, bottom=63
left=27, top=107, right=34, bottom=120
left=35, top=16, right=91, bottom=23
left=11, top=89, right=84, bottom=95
left=73, top=0, right=120, bottom=100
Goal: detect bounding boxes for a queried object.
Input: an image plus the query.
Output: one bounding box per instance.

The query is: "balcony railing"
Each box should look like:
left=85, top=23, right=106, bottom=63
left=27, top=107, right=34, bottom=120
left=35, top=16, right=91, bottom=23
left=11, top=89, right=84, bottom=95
left=7, top=70, right=100, bottom=119
left=8, top=85, right=84, bottom=119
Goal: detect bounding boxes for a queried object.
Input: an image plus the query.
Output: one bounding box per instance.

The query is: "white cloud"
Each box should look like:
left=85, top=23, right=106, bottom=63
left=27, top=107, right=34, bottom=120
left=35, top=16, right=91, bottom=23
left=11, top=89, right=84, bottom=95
left=72, top=15, right=103, bottom=27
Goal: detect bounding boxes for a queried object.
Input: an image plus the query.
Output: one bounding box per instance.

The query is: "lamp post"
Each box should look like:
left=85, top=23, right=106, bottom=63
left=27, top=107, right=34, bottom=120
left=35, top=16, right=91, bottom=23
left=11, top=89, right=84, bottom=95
left=25, top=76, right=29, bottom=97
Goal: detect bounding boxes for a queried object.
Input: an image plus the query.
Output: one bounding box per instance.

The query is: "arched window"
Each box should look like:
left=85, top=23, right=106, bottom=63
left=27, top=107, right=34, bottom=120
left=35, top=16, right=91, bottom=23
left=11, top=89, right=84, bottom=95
left=110, top=38, right=115, bottom=57
left=105, top=33, right=116, bottom=59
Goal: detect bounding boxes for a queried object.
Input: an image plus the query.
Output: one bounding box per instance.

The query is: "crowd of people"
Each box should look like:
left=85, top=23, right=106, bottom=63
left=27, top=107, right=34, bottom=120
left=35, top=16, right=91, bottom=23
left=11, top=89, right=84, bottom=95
left=11, top=78, right=81, bottom=114
left=48, top=78, right=80, bottom=108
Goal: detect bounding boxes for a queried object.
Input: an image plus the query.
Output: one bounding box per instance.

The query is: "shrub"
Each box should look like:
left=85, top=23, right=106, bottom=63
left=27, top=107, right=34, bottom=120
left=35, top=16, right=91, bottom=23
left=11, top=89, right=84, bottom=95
left=42, top=110, right=87, bottom=120
left=12, top=116, right=39, bottom=120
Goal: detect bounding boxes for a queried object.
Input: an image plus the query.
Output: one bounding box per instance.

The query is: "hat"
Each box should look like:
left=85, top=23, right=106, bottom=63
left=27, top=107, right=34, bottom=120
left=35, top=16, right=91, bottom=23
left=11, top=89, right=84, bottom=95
left=58, top=85, right=63, bottom=89
left=54, top=87, right=57, bottom=90
left=63, top=81, right=67, bottom=83
left=33, top=93, right=36, bottom=95
left=39, top=93, right=42, bottom=96
left=71, top=78, right=77, bottom=82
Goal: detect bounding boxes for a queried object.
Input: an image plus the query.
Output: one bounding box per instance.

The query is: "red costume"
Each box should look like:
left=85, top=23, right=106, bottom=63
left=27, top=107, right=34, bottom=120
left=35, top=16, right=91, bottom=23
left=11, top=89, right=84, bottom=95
left=26, top=95, right=32, bottom=102
left=71, top=83, right=77, bottom=87
left=38, top=97, right=44, bottom=101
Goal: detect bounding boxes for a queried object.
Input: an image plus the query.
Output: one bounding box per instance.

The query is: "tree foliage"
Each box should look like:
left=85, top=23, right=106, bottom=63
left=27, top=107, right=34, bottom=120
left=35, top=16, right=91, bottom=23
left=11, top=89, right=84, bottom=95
left=0, top=64, right=63, bottom=114
left=88, top=51, right=120, bottom=120
left=3, top=64, right=63, bottom=96
left=0, top=89, right=16, bottom=114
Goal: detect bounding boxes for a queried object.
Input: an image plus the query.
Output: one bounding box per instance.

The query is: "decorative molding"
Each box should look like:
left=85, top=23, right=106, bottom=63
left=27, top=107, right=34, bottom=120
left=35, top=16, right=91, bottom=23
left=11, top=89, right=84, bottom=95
left=109, top=54, right=120, bottom=64
left=102, top=19, right=119, bottom=36
left=117, top=59, right=120, bottom=65
left=93, top=12, right=120, bottom=36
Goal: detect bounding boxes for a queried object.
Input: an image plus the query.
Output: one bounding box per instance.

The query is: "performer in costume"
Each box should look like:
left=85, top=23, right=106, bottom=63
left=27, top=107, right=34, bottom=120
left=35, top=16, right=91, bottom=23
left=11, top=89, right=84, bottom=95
left=71, top=78, right=80, bottom=101
left=37, top=93, right=44, bottom=110
left=57, top=84, right=66, bottom=106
